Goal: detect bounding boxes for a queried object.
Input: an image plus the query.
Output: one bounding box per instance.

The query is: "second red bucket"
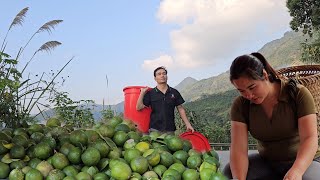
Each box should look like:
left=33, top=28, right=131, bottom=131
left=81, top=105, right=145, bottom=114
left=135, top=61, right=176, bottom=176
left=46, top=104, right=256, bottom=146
left=123, top=86, right=152, bottom=133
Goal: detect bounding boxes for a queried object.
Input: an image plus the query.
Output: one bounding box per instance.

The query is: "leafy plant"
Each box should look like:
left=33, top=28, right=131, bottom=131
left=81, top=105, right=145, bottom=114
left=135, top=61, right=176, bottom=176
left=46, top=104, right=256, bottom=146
left=301, top=32, right=320, bottom=64
left=49, top=91, right=95, bottom=128
left=0, top=7, right=72, bottom=127
left=287, top=0, right=320, bottom=63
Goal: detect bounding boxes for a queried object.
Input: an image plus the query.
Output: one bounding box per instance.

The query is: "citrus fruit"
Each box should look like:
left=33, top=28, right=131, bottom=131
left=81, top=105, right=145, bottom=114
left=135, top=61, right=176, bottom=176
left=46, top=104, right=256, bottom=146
left=107, top=117, right=123, bottom=127
left=210, top=171, right=228, bottom=180
left=0, top=132, right=12, bottom=142
left=182, top=139, right=193, bottom=151
left=22, top=166, right=32, bottom=174
left=0, top=162, right=10, bottom=179
left=142, top=171, right=159, bottom=179
left=9, top=168, right=24, bottom=180
left=10, top=160, right=26, bottom=169
left=110, top=160, right=132, bottom=180
left=160, top=151, right=174, bottom=168
left=12, top=134, right=29, bottom=148
left=128, top=131, right=141, bottom=142
left=115, top=123, right=130, bottom=133
left=123, top=138, right=137, bottom=150
left=200, top=161, right=217, bottom=172
left=187, top=155, right=202, bottom=169
left=209, top=149, right=220, bottom=161
left=13, top=128, right=27, bottom=136
left=47, top=169, right=66, bottom=180
left=28, top=124, right=44, bottom=134
left=30, top=132, right=44, bottom=143
left=107, top=148, right=121, bottom=159
left=60, top=142, right=75, bottom=156
left=63, top=165, right=79, bottom=177
left=98, top=124, right=115, bottom=138
left=162, top=169, right=181, bottom=180
left=135, top=141, right=150, bottom=153
left=25, top=168, right=43, bottom=180
left=10, top=144, right=25, bottom=159
left=81, top=147, right=101, bottom=166
left=188, top=149, right=202, bottom=156
left=153, top=164, right=167, bottom=177
left=34, top=142, right=53, bottom=160
left=28, top=158, right=42, bottom=168
left=166, top=137, right=183, bottom=152
left=67, top=147, right=82, bottom=164
left=46, top=117, right=61, bottom=127
left=42, top=136, right=57, bottom=149
left=52, top=152, right=69, bottom=169
left=112, top=131, right=129, bottom=147
left=85, top=130, right=101, bottom=143
left=75, top=172, right=92, bottom=180
left=143, top=149, right=160, bottom=166
left=93, top=172, right=108, bottom=180
left=200, top=168, right=215, bottom=180
left=131, top=172, right=142, bottom=179
left=124, top=148, right=141, bottom=163
left=173, top=150, right=189, bottom=166
left=91, top=140, right=110, bottom=158
left=182, top=169, right=200, bottom=180
left=169, top=163, right=185, bottom=174
left=0, top=140, right=9, bottom=155
left=204, top=156, right=220, bottom=168
left=130, top=156, right=148, bottom=174
left=1, top=128, right=13, bottom=137
left=69, top=130, right=88, bottom=147
left=36, top=161, right=54, bottom=177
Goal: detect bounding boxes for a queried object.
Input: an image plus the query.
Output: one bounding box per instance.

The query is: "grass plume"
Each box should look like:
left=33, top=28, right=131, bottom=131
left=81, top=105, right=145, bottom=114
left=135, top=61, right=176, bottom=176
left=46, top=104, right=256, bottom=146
left=37, top=20, right=63, bottom=34
left=1, top=7, right=29, bottom=51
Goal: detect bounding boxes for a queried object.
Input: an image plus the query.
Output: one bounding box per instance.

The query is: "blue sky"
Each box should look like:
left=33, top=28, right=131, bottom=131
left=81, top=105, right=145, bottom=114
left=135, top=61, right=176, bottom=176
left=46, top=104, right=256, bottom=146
left=1, top=0, right=292, bottom=106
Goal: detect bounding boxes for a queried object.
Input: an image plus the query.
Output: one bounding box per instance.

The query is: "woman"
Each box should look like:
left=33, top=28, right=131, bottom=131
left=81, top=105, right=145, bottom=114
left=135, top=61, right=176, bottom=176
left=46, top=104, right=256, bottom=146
left=223, top=52, right=320, bottom=180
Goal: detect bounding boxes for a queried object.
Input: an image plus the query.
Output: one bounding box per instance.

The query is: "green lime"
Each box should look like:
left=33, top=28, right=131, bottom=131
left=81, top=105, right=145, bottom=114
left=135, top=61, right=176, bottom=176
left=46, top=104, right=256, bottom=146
left=0, top=162, right=10, bottom=179
left=81, top=147, right=101, bottom=166
left=52, top=152, right=69, bottom=169
left=9, top=168, right=24, bottom=180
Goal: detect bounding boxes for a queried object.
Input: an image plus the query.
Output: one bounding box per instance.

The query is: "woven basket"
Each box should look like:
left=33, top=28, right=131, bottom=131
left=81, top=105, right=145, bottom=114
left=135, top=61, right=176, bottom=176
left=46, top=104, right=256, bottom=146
left=277, top=65, right=320, bottom=139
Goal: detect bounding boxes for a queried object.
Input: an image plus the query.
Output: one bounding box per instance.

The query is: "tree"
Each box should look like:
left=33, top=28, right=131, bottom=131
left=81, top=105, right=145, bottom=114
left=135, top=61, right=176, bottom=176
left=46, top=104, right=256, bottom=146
left=287, top=0, right=320, bottom=64
left=287, top=0, right=320, bottom=36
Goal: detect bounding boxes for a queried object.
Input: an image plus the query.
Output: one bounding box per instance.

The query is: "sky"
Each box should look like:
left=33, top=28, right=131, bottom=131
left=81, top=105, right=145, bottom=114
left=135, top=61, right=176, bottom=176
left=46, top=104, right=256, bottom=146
left=0, top=0, right=292, bottom=106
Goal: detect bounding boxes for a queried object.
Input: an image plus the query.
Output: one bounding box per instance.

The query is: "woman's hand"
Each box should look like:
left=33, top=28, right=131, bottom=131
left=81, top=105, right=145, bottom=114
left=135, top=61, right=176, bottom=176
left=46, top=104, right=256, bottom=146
left=186, top=124, right=195, bottom=133
left=283, top=167, right=303, bottom=180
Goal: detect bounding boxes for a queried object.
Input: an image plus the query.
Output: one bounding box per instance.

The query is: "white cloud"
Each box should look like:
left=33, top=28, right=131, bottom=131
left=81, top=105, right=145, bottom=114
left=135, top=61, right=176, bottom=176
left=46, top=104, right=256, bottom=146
left=142, top=0, right=291, bottom=71
left=142, top=54, right=174, bottom=71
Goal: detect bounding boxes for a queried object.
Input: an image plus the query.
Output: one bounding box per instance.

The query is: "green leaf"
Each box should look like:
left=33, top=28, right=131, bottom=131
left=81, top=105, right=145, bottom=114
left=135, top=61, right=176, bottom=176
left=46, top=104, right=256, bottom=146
left=1, top=153, right=13, bottom=164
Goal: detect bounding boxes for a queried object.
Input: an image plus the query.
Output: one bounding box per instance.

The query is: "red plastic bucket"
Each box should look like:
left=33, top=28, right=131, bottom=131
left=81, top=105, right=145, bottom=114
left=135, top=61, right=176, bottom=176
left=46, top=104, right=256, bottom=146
left=123, top=86, right=152, bottom=133
left=180, top=131, right=211, bottom=152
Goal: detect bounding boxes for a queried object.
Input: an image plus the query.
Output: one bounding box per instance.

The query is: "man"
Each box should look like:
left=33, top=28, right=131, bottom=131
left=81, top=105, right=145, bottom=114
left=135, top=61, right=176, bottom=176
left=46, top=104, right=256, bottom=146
left=136, top=66, right=195, bottom=132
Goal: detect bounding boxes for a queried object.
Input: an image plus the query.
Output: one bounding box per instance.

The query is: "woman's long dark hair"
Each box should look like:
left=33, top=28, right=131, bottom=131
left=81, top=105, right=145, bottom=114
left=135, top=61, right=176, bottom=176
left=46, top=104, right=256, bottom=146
left=229, top=52, right=279, bottom=82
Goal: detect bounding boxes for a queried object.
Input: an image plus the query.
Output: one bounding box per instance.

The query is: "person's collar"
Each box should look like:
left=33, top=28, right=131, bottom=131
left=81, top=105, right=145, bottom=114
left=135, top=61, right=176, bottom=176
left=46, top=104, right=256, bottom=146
left=154, top=85, right=171, bottom=93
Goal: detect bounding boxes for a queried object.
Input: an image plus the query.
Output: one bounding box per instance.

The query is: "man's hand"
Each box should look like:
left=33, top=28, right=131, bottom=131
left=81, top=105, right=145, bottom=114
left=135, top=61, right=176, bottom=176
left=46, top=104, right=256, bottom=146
left=140, top=86, right=149, bottom=95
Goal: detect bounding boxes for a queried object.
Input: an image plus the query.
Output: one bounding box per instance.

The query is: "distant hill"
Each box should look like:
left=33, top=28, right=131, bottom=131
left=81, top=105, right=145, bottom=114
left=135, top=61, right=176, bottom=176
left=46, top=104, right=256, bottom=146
left=35, top=101, right=124, bottom=122
left=180, top=31, right=312, bottom=102
left=175, top=77, right=198, bottom=91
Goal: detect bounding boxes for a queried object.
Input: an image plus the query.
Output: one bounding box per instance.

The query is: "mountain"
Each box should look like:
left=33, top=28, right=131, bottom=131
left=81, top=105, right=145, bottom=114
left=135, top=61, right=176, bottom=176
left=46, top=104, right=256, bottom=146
left=180, top=31, right=312, bottom=102
left=174, top=77, right=198, bottom=91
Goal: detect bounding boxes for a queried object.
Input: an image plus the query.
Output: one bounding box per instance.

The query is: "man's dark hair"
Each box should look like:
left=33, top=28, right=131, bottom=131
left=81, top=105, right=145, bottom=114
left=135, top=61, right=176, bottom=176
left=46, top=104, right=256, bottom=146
left=153, top=66, right=167, bottom=77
